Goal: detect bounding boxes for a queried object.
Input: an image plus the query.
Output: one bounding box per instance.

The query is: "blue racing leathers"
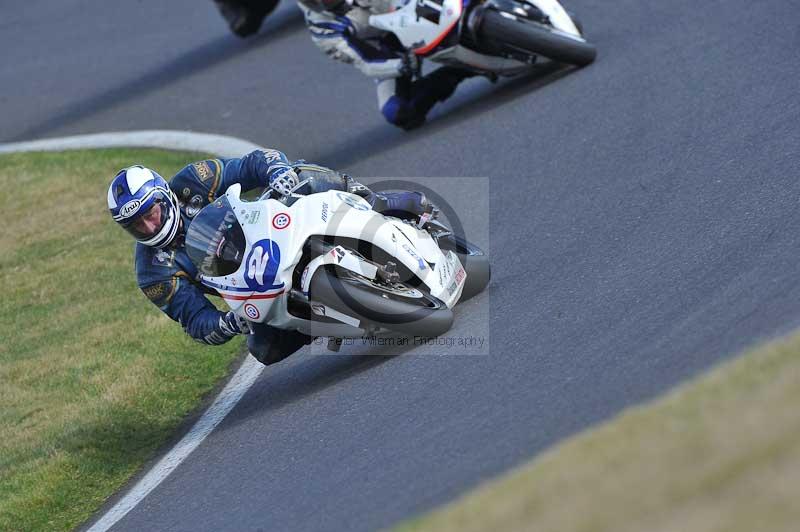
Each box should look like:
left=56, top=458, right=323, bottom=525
left=135, top=149, right=297, bottom=347
left=135, top=150, right=430, bottom=364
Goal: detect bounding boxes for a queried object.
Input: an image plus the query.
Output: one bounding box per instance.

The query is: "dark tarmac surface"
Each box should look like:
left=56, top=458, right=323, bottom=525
left=4, top=1, right=799, bottom=530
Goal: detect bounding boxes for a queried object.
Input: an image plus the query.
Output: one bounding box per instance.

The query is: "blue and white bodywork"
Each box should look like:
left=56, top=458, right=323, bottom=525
left=188, top=185, right=467, bottom=337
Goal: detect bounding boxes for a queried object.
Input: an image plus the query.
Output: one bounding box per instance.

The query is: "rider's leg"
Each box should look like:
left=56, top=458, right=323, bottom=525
left=368, top=191, right=432, bottom=219
left=378, top=77, right=425, bottom=130
left=294, top=164, right=349, bottom=194
left=247, top=321, right=313, bottom=366
left=377, top=67, right=477, bottom=129
left=295, top=165, right=433, bottom=219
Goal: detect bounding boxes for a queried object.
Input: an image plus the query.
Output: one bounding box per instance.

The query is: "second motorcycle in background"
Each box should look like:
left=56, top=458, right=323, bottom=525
left=371, top=0, right=596, bottom=74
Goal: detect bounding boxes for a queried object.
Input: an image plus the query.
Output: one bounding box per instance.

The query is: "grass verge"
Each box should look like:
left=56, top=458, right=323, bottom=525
left=0, top=149, right=242, bottom=532
left=399, top=332, right=800, bottom=532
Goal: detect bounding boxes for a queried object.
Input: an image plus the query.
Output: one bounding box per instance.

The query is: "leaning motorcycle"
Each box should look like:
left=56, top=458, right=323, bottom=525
left=370, top=0, right=596, bottom=74
left=184, top=182, right=490, bottom=341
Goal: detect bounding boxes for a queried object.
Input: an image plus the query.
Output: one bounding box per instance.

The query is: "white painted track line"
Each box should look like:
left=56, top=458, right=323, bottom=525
left=0, top=130, right=264, bottom=158
left=1, top=131, right=268, bottom=532
left=86, top=356, right=265, bottom=532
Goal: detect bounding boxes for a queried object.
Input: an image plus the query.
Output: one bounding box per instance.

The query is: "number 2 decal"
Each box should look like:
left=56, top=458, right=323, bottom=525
left=245, top=239, right=285, bottom=291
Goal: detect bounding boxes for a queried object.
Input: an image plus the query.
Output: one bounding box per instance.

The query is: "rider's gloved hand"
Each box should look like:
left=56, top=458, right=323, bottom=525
left=401, top=53, right=421, bottom=77
left=219, top=311, right=252, bottom=338
left=345, top=175, right=372, bottom=198
left=270, top=168, right=300, bottom=196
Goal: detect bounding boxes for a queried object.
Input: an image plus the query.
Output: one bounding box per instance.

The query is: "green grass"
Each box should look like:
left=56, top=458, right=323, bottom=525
left=0, top=149, right=243, bottom=532
left=398, top=332, right=800, bottom=532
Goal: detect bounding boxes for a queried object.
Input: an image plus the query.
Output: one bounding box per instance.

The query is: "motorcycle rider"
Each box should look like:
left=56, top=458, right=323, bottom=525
left=299, top=0, right=477, bottom=129
left=107, top=148, right=430, bottom=365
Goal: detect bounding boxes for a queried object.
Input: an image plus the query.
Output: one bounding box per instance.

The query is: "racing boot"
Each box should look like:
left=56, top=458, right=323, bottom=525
left=371, top=191, right=433, bottom=220
left=247, top=322, right=314, bottom=366
left=344, top=175, right=435, bottom=221
left=214, top=0, right=279, bottom=37
left=402, top=67, right=477, bottom=129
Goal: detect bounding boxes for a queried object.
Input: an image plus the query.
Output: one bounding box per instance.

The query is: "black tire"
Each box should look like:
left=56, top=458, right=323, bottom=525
left=478, top=10, right=596, bottom=67
left=438, top=235, right=491, bottom=301
left=308, top=267, right=454, bottom=337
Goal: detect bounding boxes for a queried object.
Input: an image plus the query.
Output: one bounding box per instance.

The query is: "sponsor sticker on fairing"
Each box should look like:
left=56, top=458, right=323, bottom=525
left=402, top=243, right=427, bottom=270
left=328, top=247, right=345, bottom=263
left=244, top=303, right=260, bottom=320
left=446, top=280, right=459, bottom=296
left=455, top=265, right=466, bottom=285
left=336, top=192, right=370, bottom=211
left=434, top=251, right=459, bottom=288
left=272, top=212, right=291, bottom=230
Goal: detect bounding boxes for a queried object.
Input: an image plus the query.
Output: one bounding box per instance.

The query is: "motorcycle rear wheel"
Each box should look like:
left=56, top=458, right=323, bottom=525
left=478, top=10, right=596, bottom=67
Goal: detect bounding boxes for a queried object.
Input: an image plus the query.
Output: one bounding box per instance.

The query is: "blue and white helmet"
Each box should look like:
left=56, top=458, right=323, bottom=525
left=107, top=166, right=181, bottom=248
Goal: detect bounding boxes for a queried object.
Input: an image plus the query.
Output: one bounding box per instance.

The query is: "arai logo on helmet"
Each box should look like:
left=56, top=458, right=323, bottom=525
left=119, top=199, right=142, bottom=218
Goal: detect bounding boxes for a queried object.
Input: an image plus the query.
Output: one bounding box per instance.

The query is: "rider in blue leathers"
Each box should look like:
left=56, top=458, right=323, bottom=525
left=107, top=149, right=429, bottom=365
left=299, top=0, right=476, bottom=129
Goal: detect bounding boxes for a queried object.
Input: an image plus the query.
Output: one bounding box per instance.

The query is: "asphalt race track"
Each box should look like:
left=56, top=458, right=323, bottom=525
left=4, top=1, right=800, bottom=530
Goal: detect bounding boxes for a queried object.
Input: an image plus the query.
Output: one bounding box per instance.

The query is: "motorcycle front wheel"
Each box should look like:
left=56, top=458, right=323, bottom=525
left=437, top=235, right=491, bottom=301
left=478, top=10, right=597, bottom=66
left=308, top=266, right=454, bottom=337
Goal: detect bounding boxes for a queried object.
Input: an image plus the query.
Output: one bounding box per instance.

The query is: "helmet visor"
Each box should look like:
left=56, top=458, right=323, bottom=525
left=121, top=192, right=172, bottom=241
left=185, top=196, right=246, bottom=277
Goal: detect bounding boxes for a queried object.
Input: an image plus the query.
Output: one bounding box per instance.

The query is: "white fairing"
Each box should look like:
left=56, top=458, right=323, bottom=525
left=369, top=0, right=582, bottom=74
left=427, top=45, right=531, bottom=75
left=369, top=0, right=462, bottom=52
left=526, top=0, right=581, bottom=36
left=199, top=185, right=466, bottom=336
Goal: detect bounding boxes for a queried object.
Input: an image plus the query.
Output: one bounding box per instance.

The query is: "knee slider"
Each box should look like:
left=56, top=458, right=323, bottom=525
left=381, top=96, right=425, bottom=129
left=247, top=334, right=288, bottom=366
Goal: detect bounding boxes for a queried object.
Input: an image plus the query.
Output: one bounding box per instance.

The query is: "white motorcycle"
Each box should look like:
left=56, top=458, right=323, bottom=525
left=370, top=0, right=596, bottom=75
left=184, top=182, right=490, bottom=341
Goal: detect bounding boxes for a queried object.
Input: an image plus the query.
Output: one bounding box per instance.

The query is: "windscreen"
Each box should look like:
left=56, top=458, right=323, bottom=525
left=185, top=196, right=246, bottom=277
